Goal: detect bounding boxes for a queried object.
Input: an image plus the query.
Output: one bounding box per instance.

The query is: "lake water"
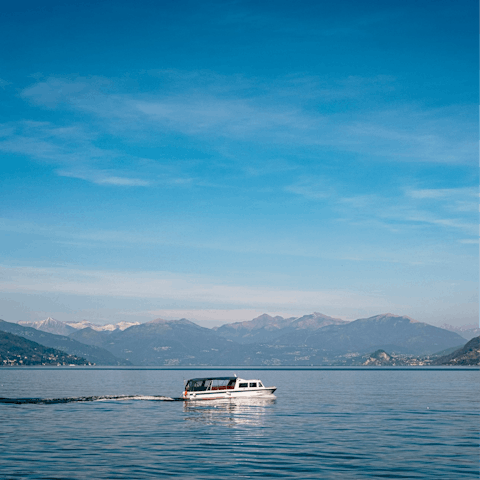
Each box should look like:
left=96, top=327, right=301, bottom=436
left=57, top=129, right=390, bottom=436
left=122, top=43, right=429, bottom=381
left=0, top=367, right=478, bottom=479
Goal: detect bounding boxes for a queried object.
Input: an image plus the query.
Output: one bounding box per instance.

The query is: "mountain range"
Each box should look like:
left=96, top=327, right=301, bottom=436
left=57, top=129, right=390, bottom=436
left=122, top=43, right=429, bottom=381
left=213, top=312, right=348, bottom=344
left=440, top=323, right=480, bottom=341
left=269, top=313, right=463, bottom=354
left=69, top=318, right=248, bottom=366
left=0, top=312, right=468, bottom=366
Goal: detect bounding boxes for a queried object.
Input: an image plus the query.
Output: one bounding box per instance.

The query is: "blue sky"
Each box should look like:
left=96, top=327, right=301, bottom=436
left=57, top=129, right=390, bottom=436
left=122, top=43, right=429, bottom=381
left=0, top=0, right=478, bottom=327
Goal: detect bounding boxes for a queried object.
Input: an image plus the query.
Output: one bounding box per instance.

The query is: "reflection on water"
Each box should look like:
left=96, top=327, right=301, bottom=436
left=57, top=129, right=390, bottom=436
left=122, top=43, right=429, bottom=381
left=183, top=396, right=276, bottom=427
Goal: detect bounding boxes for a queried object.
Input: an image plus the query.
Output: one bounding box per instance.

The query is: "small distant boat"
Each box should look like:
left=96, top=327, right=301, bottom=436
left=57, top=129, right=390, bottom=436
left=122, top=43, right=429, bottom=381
left=182, top=375, right=276, bottom=400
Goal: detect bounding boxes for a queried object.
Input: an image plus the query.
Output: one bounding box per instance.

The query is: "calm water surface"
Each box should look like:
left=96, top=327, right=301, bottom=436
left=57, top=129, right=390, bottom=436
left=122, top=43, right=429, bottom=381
left=0, top=368, right=478, bottom=479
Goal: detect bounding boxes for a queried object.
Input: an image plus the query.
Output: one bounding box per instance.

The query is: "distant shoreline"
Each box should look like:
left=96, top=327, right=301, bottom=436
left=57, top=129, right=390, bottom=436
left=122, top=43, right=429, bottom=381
left=2, top=365, right=478, bottom=371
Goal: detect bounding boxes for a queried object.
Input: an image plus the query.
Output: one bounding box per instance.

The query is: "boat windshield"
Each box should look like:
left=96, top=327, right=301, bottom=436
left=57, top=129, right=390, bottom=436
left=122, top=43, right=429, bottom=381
left=185, top=379, right=210, bottom=391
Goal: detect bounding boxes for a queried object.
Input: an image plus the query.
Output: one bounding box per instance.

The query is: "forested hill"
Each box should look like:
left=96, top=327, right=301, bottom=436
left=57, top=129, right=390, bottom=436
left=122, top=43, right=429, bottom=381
left=0, top=319, right=131, bottom=366
left=434, top=336, right=480, bottom=366
left=0, top=331, right=91, bottom=366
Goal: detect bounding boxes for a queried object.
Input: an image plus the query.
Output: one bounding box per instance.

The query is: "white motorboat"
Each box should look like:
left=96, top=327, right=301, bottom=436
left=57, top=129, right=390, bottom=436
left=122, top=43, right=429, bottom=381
left=182, top=375, right=276, bottom=400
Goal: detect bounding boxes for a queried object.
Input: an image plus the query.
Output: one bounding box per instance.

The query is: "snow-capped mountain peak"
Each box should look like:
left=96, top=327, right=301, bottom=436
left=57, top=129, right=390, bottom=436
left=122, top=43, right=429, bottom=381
left=17, top=318, right=140, bottom=334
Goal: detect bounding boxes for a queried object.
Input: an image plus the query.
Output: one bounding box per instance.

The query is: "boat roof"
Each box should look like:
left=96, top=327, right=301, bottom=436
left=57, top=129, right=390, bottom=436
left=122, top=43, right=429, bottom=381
left=186, top=376, right=236, bottom=382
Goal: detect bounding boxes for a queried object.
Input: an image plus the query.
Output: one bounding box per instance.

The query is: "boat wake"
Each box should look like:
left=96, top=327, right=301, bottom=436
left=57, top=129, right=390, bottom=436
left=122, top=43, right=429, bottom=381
left=0, top=395, right=183, bottom=405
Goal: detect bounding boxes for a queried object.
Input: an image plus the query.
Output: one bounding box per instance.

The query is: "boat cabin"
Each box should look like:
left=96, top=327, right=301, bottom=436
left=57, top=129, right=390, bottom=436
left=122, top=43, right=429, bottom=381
left=184, top=376, right=265, bottom=392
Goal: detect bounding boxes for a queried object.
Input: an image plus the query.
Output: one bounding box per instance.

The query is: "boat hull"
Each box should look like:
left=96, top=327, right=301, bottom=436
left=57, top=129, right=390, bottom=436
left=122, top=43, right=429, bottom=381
left=184, top=387, right=276, bottom=401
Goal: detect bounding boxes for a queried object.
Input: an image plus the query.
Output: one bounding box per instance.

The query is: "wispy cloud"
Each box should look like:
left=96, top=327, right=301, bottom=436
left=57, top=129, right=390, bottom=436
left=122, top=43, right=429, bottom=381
left=286, top=178, right=478, bottom=237
left=0, top=120, right=193, bottom=187
left=284, top=176, right=333, bottom=200
left=0, top=120, right=109, bottom=165
left=338, top=107, right=476, bottom=164
left=18, top=73, right=477, bottom=166
left=406, top=187, right=478, bottom=213
left=337, top=189, right=478, bottom=236
left=0, top=264, right=388, bottom=311
left=57, top=169, right=151, bottom=187
left=0, top=216, right=475, bottom=269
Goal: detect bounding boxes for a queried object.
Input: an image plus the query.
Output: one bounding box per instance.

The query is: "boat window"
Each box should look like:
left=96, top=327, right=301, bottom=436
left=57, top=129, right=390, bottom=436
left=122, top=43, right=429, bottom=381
left=186, top=380, right=209, bottom=392
left=249, top=382, right=257, bottom=388
left=239, top=383, right=248, bottom=388
left=258, top=382, right=263, bottom=387
left=211, top=378, right=233, bottom=390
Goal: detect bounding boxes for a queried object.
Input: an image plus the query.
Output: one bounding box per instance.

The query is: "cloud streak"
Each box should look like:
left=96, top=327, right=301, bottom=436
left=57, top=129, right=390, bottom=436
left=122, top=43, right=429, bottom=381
left=0, top=121, right=194, bottom=188
left=57, top=169, right=151, bottom=187
left=285, top=177, right=478, bottom=237
left=341, top=194, right=478, bottom=237
left=18, top=73, right=477, bottom=165
left=0, top=264, right=387, bottom=311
